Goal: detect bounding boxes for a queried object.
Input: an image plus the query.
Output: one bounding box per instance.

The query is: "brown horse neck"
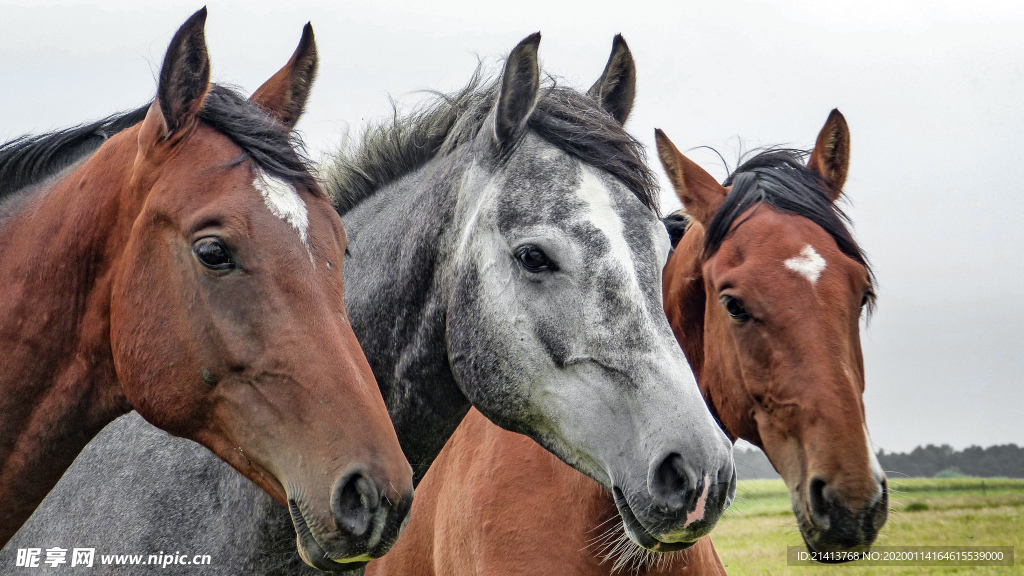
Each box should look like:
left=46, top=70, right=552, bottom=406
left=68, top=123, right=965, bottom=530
left=665, top=223, right=753, bottom=446
left=0, top=126, right=143, bottom=543
left=663, top=224, right=709, bottom=380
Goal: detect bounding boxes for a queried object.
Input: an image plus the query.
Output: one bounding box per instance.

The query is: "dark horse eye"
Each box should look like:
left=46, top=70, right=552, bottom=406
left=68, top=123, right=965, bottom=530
left=721, top=295, right=752, bottom=322
left=515, top=245, right=557, bottom=273
left=193, top=237, right=234, bottom=271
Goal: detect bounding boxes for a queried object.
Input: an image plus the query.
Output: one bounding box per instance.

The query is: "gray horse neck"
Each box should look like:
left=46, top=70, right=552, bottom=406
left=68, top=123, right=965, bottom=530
left=339, top=156, right=473, bottom=484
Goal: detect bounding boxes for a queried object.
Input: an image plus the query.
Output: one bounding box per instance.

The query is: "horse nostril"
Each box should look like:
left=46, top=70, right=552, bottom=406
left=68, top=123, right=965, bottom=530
left=808, top=477, right=831, bottom=529
left=332, top=469, right=381, bottom=538
left=651, top=453, right=694, bottom=511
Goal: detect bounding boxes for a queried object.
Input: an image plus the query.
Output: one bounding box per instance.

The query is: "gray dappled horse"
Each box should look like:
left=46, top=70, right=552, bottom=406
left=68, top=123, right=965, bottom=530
left=5, top=34, right=735, bottom=573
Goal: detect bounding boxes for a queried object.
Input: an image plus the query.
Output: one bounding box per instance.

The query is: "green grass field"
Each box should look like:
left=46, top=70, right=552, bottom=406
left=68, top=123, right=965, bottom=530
left=712, top=478, right=1024, bottom=575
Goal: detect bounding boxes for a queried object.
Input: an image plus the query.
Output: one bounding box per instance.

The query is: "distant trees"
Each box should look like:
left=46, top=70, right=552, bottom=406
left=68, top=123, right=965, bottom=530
left=733, top=443, right=1024, bottom=480
left=876, top=444, right=1024, bottom=479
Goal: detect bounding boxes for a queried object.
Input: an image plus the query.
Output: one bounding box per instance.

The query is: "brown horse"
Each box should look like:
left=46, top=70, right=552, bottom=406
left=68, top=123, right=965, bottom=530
left=367, top=110, right=886, bottom=575
left=0, top=9, right=412, bottom=569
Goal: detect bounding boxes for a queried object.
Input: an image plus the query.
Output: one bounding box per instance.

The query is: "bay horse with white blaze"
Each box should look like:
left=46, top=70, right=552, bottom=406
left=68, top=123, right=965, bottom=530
left=6, top=33, right=735, bottom=574
left=0, top=10, right=413, bottom=569
left=368, top=110, right=887, bottom=574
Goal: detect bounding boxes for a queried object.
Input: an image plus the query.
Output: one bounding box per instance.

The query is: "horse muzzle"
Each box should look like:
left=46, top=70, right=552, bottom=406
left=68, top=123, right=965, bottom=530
left=797, top=476, right=889, bottom=560
left=289, top=466, right=414, bottom=572
left=613, top=451, right=736, bottom=551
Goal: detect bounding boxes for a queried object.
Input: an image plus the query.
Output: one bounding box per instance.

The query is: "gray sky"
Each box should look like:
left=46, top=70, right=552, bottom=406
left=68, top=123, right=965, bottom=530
left=2, top=0, right=1022, bottom=453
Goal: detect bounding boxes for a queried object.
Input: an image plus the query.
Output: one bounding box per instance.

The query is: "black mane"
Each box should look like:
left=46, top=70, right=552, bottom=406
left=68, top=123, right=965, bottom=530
left=0, top=106, right=149, bottom=199
left=0, top=84, right=318, bottom=206
left=704, top=149, right=875, bottom=303
left=325, top=68, right=658, bottom=214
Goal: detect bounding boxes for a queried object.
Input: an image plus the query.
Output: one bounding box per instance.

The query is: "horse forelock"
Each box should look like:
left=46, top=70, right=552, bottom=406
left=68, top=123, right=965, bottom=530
left=196, top=85, right=320, bottom=196
left=324, top=64, right=659, bottom=216
left=0, top=84, right=320, bottom=222
left=707, top=148, right=876, bottom=312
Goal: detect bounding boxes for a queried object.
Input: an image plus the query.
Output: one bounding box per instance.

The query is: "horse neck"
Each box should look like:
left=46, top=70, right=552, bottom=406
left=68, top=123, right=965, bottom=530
left=667, top=223, right=760, bottom=446
left=0, top=127, right=141, bottom=541
left=340, top=157, right=473, bottom=484
left=664, top=226, right=709, bottom=379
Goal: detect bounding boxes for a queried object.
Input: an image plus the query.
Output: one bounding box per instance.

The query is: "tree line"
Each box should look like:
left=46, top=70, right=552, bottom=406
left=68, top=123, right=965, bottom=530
left=733, top=443, right=1024, bottom=480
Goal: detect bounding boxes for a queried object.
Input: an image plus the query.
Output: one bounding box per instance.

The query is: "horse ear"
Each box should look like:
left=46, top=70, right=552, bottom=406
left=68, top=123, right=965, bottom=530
left=250, top=23, right=319, bottom=130
left=154, top=7, right=211, bottom=137
left=494, top=32, right=541, bottom=146
left=655, top=129, right=727, bottom=227
left=587, top=34, right=636, bottom=125
left=807, top=109, right=850, bottom=202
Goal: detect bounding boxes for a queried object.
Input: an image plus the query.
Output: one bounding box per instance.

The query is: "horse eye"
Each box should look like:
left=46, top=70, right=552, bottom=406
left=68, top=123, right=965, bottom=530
left=721, top=295, right=752, bottom=322
left=515, top=245, right=557, bottom=273
left=193, top=237, right=235, bottom=271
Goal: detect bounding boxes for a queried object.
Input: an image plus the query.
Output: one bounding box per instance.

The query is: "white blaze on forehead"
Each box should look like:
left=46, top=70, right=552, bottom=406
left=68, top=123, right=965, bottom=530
left=576, top=167, right=643, bottom=296
left=252, top=168, right=313, bottom=262
left=784, top=244, right=827, bottom=284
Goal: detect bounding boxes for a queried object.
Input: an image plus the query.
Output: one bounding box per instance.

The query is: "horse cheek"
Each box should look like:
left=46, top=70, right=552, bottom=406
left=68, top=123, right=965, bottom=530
left=110, top=234, right=205, bottom=434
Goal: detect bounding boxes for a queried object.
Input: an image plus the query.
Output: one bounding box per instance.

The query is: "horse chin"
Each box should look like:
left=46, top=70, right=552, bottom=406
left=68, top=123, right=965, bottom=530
left=793, top=502, right=878, bottom=562
left=612, top=488, right=697, bottom=553
left=290, top=499, right=371, bottom=572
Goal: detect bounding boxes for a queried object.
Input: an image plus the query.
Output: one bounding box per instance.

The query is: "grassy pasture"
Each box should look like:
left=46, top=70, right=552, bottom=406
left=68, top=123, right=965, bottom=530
left=711, top=478, right=1024, bottom=575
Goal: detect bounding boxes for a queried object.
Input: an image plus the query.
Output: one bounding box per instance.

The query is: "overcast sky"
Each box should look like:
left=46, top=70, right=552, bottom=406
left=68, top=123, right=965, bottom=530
left=2, top=0, right=1022, bottom=453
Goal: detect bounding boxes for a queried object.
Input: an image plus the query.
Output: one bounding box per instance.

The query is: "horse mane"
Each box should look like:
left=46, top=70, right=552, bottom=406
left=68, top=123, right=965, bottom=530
left=704, top=148, right=875, bottom=308
left=0, top=84, right=318, bottom=208
left=0, top=106, right=149, bottom=200
left=324, top=66, right=659, bottom=215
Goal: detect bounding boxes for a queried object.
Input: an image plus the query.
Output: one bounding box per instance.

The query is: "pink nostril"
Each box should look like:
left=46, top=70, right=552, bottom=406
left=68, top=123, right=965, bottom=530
left=685, top=475, right=709, bottom=526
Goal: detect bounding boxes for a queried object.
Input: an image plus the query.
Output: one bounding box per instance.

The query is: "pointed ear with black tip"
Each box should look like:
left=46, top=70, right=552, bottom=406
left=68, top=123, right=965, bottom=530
left=153, top=7, right=211, bottom=138
left=655, top=129, right=727, bottom=227
left=250, top=23, right=319, bottom=130
left=493, top=32, right=541, bottom=146
left=587, top=34, right=636, bottom=125
left=807, top=109, right=851, bottom=202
